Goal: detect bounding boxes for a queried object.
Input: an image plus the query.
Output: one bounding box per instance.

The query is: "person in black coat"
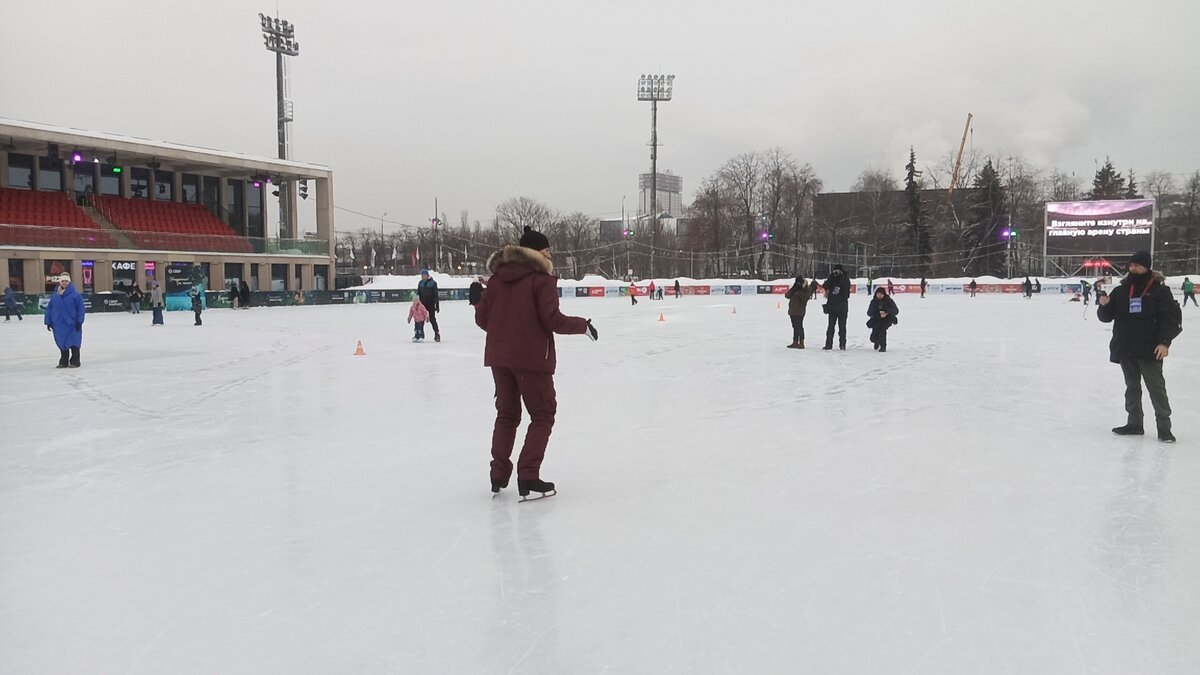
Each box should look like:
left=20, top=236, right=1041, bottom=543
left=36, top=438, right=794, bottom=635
left=468, top=277, right=485, bottom=306
left=821, top=264, right=852, bottom=350
left=239, top=280, right=251, bottom=309
left=1097, top=251, right=1182, bottom=442
left=866, top=287, right=899, bottom=352
left=127, top=284, right=143, bottom=314
left=191, top=290, right=204, bottom=326
left=417, top=269, right=441, bottom=341
left=228, top=281, right=239, bottom=308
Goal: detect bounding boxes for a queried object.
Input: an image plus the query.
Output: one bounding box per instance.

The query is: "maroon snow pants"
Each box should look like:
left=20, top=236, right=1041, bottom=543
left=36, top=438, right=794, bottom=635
left=490, top=366, right=558, bottom=481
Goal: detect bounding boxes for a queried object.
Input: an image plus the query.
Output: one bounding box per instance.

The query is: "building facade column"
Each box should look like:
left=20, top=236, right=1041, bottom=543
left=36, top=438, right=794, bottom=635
left=301, top=264, right=313, bottom=291
left=256, top=262, right=269, bottom=292
left=0, top=258, right=9, bottom=291
left=94, top=258, right=113, bottom=292
left=172, top=171, right=183, bottom=203
left=0, top=150, right=8, bottom=188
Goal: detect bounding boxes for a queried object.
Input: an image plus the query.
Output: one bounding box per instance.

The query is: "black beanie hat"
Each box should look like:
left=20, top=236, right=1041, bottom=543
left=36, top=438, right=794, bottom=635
left=519, top=226, right=550, bottom=251
left=1128, top=250, right=1152, bottom=269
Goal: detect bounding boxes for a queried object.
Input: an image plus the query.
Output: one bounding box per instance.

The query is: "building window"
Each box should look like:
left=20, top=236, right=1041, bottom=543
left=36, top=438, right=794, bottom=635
left=37, top=157, right=62, bottom=192
left=247, top=182, right=264, bottom=239
left=182, top=174, right=200, bottom=204
left=226, top=179, right=245, bottom=233
left=154, top=170, right=173, bottom=201
left=270, top=264, right=288, bottom=291
left=130, top=167, right=150, bottom=198
left=7, top=153, right=34, bottom=189
left=314, top=264, right=329, bottom=291
left=100, top=165, right=121, bottom=195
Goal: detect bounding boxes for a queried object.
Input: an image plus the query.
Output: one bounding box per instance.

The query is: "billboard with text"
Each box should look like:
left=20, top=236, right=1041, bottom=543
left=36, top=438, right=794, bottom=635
left=1045, top=199, right=1154, bottom=255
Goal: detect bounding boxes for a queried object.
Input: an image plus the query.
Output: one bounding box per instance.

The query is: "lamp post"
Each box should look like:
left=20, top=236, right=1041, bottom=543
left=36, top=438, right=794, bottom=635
left=259, top=13, right=299, bottom=240
left=637, top=74, right=674, bottom=279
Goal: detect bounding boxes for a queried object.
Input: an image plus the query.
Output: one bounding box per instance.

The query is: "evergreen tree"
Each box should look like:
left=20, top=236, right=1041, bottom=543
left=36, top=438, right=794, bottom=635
left=966, top=159, right=1007, bottom=276
left=1088, top=157, right=1127, bottom=199
left=904, top=147, right=932, bottom=271
left=1124, top=169, right=1143, bottom=199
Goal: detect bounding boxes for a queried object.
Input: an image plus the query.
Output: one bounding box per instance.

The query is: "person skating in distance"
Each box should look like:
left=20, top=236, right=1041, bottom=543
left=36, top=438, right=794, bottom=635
left=475, top=226, right=598, bottom=501
left=784, top=274, right=812, bottom=349
left=45, top=274, right=85, bottom=368
left=866, top=286, right=899, bottom=352
left=822, top=264, right=851, bottom=350
left=417, top=269, right=441, bottom=342
left=1097, top=251, right=1182, bottom=443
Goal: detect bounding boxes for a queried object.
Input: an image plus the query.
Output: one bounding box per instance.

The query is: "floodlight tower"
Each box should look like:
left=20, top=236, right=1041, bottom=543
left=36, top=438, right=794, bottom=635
left=259, top=13, right=299, bottom=239
left=637, top=74, right=674, bottom=278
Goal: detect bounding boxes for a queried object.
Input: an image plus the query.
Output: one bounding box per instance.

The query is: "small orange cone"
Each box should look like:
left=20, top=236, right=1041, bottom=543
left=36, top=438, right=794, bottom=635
left=732, top=306, right=738, bottom=315
left=776, top=301, right=781, bottom=309
left=657, top=313, right=666, bottom=322
left=354, top=340, right=366, bottom=356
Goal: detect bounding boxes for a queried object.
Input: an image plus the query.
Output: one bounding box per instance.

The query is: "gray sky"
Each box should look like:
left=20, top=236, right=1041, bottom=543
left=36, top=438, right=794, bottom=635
left=3, top=0, right=1198, bottom=233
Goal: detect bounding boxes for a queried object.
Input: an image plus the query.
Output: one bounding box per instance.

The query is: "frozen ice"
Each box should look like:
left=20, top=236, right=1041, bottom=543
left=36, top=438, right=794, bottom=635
left=2, top=292, right=1199, bottom=673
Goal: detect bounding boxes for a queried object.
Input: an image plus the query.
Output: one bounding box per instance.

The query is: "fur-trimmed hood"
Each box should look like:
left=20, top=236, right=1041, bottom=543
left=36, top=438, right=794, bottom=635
left=486, top=245, right=554, bottom=277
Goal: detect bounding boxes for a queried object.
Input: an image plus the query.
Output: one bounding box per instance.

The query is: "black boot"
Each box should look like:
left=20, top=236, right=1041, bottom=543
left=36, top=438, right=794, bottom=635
left=1158, top=428, right=1176, bottom=443
left=491, top=477, right=509, bottom=495
left=517, top=478, right=556, bottom=501
left=69, top=347, right=80, bottom=368
left=822, top=343, right=833, bottom=350
left=57, top=349, right=69, bottom=368
left=1112, top=424, right=1144, bottom=436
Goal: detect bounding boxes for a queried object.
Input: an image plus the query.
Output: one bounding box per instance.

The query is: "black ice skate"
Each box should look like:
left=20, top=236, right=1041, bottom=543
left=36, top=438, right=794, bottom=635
left=1158, top=429, right=1176, bottom=443
left=1111, top=424, right=1144, bottom=436
left=434, top=333, right=442, bottom=343
left=491, top=477, right=509, bottom=498
left=517, top=479, right=556, bottom=502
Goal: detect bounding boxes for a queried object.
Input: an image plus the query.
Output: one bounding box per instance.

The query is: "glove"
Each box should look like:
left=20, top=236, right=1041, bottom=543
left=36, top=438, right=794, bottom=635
left=585, top=321, right=598, bottom=342
left=75, top=323, right=82, bottom=331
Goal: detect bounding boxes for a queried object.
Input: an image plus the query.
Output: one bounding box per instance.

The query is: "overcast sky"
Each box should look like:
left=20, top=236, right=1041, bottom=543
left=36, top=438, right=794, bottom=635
left=3, top=0, right=1198, bottom=233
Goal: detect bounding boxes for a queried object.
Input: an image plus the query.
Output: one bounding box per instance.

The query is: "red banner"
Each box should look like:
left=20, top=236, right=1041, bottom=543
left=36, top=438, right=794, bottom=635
left=771, top=285, right=790, bottom=294
left=588, top=287, right=606, bottom=297
left=693, top=286, right=711, bottom=296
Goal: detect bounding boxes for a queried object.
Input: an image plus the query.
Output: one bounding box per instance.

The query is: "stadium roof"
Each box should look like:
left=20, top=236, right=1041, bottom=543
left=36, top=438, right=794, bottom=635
left=0, top=117, right=331, bottom=180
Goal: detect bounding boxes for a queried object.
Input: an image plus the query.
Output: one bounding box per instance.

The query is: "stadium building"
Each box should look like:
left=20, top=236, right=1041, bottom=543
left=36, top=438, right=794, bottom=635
left=0, top=117, right=334, bottom=296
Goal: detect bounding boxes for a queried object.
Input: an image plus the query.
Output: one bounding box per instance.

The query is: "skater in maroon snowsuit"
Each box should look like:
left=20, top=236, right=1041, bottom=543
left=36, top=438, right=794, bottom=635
left=475, top=226, right=598, bottom=500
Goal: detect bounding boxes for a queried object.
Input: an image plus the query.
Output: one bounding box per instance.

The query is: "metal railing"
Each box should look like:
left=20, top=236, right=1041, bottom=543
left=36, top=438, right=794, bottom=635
left=0, top=223, right=329, bottom=256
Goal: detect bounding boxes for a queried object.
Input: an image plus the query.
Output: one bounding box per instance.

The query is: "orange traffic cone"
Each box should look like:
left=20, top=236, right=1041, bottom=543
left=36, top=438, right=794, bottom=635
left=658, top=313, right=665, bottom=322
left=776, top=301, right=781, bottom=309
left=732, top=306, right=738, bottom=315
left=354, top=340, right=366, bottom=356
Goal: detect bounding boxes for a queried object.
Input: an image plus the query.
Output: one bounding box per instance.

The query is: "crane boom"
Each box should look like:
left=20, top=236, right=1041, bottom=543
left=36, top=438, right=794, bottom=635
left=948, top=113, right=973, bottom=194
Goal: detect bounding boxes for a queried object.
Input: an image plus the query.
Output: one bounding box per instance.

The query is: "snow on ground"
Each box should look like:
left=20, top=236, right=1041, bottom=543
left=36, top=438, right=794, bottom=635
left=2, top=293, right=1199, bottom=673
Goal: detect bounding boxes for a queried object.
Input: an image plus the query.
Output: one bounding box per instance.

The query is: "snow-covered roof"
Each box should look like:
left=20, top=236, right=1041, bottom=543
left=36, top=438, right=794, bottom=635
left=0, top=117, right=331, bottom=178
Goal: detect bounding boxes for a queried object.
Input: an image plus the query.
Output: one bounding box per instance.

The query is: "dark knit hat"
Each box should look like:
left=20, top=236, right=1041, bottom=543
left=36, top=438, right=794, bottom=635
left=1128, top=251, right=1152, bottom=269
left=519, top=226, right=550, bottom=251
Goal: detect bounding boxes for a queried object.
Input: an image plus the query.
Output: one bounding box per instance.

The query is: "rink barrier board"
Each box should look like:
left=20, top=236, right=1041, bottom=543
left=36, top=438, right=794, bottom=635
left=4, top=283, right=1102, bottom=314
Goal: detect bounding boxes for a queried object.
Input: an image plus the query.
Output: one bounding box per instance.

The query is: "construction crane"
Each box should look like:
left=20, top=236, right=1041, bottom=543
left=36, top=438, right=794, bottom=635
left=948, top=113, right=973, bottom=194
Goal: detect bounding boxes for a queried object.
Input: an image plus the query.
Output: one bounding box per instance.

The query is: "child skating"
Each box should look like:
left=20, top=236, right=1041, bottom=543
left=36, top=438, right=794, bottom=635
left=407, top=298, right=429, bottom=342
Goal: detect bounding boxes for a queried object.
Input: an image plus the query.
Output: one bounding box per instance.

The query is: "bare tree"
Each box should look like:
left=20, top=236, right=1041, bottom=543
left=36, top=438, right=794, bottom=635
left=759, top=148, right=798, bottom=274
left=1046, top=170, right=1082, bottom=202
left=719, top=152, right=763, bottom=276
left=494, top=197, right=557, bottom=240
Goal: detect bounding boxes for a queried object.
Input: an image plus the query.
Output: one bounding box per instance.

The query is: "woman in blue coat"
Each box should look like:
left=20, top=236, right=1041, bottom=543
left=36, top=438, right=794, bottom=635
left=44, top=274, right=86, bottom=368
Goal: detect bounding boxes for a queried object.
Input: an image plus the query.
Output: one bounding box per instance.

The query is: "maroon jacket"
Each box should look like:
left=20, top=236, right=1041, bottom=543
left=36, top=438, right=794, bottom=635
left=475, top=245, right=589, bottom=374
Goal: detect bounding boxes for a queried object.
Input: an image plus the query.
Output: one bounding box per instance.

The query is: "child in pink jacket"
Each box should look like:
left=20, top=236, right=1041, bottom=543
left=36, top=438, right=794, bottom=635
left=407, top=297, right=430, bottom=342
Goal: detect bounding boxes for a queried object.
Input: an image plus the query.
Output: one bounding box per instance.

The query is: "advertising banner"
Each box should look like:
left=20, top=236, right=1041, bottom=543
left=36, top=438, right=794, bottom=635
left=81, top=260, right=95, bottom=294
left=1045, top=199, right=1154, bottom=255
left=575, top=287, right=590, bottom=298
left=604, top=287, right=621, bottom=298
left=43, top=260, right=71, bottom=292
left=724, top=285, right=742, bottom=295
left=772, top=285, right=790, bottom=294
left=756, top=285, right=773, bottom=295
left=587, top=287, right=605, bottom=297
left=692, top=286, right=711, bottom=296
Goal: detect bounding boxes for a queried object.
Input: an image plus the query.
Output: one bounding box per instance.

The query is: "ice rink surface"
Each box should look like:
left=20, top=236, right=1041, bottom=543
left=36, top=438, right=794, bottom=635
left=2, top=292, right=1199, bottom=673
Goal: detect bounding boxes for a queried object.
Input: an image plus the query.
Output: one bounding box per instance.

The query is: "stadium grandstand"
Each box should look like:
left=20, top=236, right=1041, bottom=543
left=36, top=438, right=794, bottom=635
left=0, top=117, right=333, bottom=294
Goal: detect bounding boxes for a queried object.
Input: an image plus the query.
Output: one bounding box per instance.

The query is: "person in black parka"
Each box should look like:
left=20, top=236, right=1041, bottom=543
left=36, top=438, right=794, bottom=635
left=468, top=277, right=485, bottom=306
left=239, top=280, right=251, bottom=309
left=866, top=287, right=899, bottom=352
left=822, top=264, right=852, bottom=350
left=1097, top=251, right=1182, bottom=442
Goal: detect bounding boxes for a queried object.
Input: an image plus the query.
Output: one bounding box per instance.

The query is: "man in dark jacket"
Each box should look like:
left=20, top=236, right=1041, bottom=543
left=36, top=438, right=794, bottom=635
left=475, top=226, right=597, bottom=500
left=4, top=285, right=22, bottom=321
left=239, top=280, right=251, bottom=309
left=468, top=277, right=485, bottom=306
left=866, top=287, right=899, bottom=352
left=822, top=264, right=852, bottom=350
left=417, top=269, right=441, bottom=342
left=1097, top=251, right=1182, bottom=442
